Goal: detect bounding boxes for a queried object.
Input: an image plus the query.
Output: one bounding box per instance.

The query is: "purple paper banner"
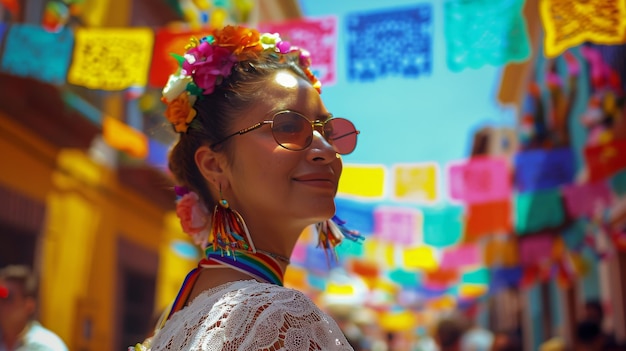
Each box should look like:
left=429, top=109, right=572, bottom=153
left=1, top=24, right=74, bottom=84
left=346, top=4, right=432, bottom=81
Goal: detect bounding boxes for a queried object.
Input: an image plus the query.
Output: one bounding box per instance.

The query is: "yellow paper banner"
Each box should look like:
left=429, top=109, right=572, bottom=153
left=540, top=0, right=626, bottom=58
left=364, top=239, right=396, bottom=267
left=393, top=162, right=439, bottom=203
left=68, top=28, right=154, bottom=90
left=379, top=310, right=417, bottom=332
left=337, top=164, right=385, bottom=198
left=458, top=284, right=488, bottom=299
left=402, top=246, right=438, bottom=271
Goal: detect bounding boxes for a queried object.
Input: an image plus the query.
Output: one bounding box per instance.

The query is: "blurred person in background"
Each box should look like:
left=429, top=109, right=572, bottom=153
left=0, top=265, right=68, bottom=351
left=490, top=330, right=522, bottom=351
left=433, top=316, right=468, bottom=351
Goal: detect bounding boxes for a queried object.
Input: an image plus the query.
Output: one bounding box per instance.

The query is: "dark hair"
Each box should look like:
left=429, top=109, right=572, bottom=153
left=584, top=299, right=604, bottom=323
left=168, top=50, right=312, bottom=209
left=0, top=265, right=38, bottom=298
left=576, top=320, right=602, bottom=344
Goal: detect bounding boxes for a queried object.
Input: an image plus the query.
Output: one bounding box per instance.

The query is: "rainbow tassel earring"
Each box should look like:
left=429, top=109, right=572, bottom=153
left=316, top=215, right=364, bottom=262
left=210, top=190, right=255, bottom=256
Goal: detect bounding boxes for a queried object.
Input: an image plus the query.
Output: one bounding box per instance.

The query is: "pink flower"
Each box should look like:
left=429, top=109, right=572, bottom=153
left=176, top=192, right=209, bottom=236
left=183, top=43, right=235, bottom=94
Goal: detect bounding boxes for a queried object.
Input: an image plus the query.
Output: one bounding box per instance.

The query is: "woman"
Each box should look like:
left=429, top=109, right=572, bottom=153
left=135, top=25, right=361, bottom=350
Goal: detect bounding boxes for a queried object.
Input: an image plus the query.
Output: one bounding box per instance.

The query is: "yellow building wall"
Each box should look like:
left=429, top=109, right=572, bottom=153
left=0, top=112, right=196, bottom=350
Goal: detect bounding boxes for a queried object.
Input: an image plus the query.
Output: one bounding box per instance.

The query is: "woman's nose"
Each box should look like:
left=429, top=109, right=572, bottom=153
left=307, top=130, right=338, bottom=161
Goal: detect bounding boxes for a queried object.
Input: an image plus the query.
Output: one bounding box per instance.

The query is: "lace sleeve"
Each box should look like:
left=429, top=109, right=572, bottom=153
left=150, top=281, right=354, bottom=351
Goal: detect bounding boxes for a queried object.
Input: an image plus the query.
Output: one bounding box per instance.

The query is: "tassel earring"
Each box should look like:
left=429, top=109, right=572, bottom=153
left=210, top=187, right=256, bottom=256
left=316, top=215, right=364, bottom=263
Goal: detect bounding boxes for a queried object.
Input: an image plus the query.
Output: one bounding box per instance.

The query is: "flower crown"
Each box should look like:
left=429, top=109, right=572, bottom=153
left=162, top=25, right=322, bottom=133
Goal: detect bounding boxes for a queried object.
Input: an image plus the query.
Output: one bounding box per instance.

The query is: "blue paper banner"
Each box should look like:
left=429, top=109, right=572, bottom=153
left=1, top=24, right=74, bottom=84
left=346, top=4, right=432, bottom=81
left=147, top=138, right=169, bottom=172
left=514, top=148, right=576, bottom=192
left=335, top=197, right=376, bottom=234
left=444, top=0, right=530, bottom=72
left=489, top=267, right=522, bottom=292
left=303, top=245, right=342, bottom=275
left=410, top=284, right=450, bottom=299
left=0, top=23, right=7, bottom=45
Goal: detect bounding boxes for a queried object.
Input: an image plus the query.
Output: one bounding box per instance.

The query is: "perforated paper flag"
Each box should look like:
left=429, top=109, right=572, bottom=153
left=402, top=246, right=438, bottom=271
left=346, top=4, right=432, bottom=81
left=611, top=170, right=626, bottom=196
left=440, top=244, right=481, bottom=270
left=149, top=28, right=211, bottom=88
left=563, top=181, right=613, bottom=218
left=1, top=24, right=73, bottom=84
left=514, top=189, right=564, bottom=235
left=422, top=206, right=464, bottom=247
left=0, top=23, right=7, bottom=45
left=68, top=28, right=154, bottom=90
left=465, top=201, right=512, bottom=241
left=444, top=0, right=531, bottom=71
left=448, top=157, right=511, bottom=204
left=374, top=206, right=422, bottom=245
left=335, top=198, right=376, bottom=234
left=338, top=164, right=385, bottom=198
left=259, top=16, right=337, bottom=86
left=584, top=139, right=626, bottom=182
left=519, top=233, right=554, bottom=265
left=393, top=163, right=439, bottom=203
left=484, top=238, right=519, bottom=267
left=540, top=0, right=626, bottom=58
left=514, top=148, right=576, bottom=192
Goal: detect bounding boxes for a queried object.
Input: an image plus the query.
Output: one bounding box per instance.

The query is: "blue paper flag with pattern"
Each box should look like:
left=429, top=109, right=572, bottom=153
left=444, top=0, right=531, bottom=72
left=1, top=24, right=74, bottom=85
left=346, top=4, right=432, bottom=81
left=514, top=148, right=576, bottom=192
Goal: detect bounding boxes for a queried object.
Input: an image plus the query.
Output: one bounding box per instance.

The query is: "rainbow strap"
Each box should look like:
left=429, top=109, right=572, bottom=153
left=165, top=245, right=285, bottom=322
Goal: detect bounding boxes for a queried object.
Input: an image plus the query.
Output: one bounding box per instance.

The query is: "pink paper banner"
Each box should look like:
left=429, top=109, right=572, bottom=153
left=519, top=234, right=554, bottom=266
left=448, top=157, right=511, bottom=204
left=374, top=206, right=421, bottom=245
left=440, top=244, right=481, bottom=270
left=562, top=181, right=613, bottom=218
left=259, top=16, right=337, bottom=86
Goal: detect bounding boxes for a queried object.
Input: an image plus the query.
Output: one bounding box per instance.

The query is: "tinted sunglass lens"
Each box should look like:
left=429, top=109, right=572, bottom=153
left=325, top=118, right=358, bottom=154
left=272, top=112, right=311, bottom=150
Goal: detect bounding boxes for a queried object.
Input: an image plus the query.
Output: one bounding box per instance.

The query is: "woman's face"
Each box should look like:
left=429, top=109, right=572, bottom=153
left=223, top=70, right=342, bottom=233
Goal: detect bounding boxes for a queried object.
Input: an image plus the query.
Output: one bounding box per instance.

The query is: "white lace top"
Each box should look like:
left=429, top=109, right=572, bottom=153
left=149, top=280, right=354, bottom=351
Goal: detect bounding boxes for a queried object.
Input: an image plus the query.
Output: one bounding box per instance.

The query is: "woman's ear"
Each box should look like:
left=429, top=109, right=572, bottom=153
left=195, top=145, right=226, bottom=188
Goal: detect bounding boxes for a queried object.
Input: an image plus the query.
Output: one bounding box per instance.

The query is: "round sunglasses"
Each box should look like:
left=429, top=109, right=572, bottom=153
left=213, top=110, right=360, bottom=155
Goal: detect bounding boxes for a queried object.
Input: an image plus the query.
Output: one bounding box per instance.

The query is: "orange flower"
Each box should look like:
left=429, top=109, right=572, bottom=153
left=214, top=25, right=263, bottom=60
left=165, top=93, right=197, bottom=133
